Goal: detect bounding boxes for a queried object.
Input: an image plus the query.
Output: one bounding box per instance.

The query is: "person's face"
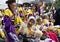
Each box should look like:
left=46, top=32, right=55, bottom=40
left=37, top=18, right=42, bottom=25
left=9, top=2, right=16, bottom=9
left=32, top=6, right=36, bottom=11
left=29, top=19, right=35, bottom=26
left=46, top=16, right=49, bottom=19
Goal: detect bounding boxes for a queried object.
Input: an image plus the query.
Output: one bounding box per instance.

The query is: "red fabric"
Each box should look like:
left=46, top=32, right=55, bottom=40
left=44, top=32, right=58, bottom=42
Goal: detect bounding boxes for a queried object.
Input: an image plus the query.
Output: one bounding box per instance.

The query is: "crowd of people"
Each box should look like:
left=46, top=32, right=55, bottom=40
left=0, top=0, right=60, bottom=42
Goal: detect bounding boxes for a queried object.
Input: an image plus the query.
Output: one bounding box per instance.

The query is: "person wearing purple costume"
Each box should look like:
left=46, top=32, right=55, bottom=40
left=3, top=15, right=19, bottom=42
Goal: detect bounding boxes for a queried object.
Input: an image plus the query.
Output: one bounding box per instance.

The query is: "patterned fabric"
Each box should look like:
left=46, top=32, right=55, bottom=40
left=3, top=15, right=19, bottom=42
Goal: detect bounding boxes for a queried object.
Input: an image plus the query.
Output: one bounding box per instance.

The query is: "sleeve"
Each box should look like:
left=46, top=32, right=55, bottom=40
left=4, top=9, right=10, bottom=16
left=4, top=9, right=13, bottom=17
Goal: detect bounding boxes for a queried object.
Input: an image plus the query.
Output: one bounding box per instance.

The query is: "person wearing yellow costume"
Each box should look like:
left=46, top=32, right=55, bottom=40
left=4, top=1, right=23, bottom=37
left=18, top=7, right=26, bottom=16
left=5, top=9, right=23, bottom=25
left=18, top=7, right=33, bottom=17
left=18, top=7, right=23, bottom=12
left=28, top=16, right=43, bottom=37
left=18, top=7, right=23, bottom=14
left=20, top=16, right=35, bottom=36
left=43, top=15, right=49, bottom=25
left=14, top=16, right=23, bottom=35
left=20, top=16, right=35, bottom=37
left=4, top=9, right=23, bottom=35
left=27, top=16, right=43, bottom=42
left=20, top=16, right=43, bottom=39
left=36, top=18, right=43, bottom=29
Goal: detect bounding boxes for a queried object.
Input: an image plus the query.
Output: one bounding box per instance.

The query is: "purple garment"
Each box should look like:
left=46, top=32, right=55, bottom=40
left=49, top=40, right=52, bottom=42
left=5, top=25, right=16, bottom=42
left=3, top=15, right=19, bottom=42
left=3, top=15, right=11, bottom=23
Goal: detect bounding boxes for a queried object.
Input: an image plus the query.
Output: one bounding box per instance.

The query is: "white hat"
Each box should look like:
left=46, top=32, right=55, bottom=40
left=28, top=16, right=36, bottom=22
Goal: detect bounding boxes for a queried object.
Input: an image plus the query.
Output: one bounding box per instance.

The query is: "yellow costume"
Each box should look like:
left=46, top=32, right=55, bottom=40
left=27, top=10, right=33, bottom=15
left=27, top=26, right=43, bottom=37
left=18, top=7, right=26, bottom=15
left=27, top=28, right=34, bottom=36
left=4, top=9, right=13, bottom=17
left=14, top=16, right=23, bottom=25
left=0, top=29, right=5, bottom=38
left=43, top=19, right=49, bottom=24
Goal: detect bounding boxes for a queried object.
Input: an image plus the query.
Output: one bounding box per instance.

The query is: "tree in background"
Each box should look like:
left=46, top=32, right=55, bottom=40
left=53, top=0, right=60, bottom=9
